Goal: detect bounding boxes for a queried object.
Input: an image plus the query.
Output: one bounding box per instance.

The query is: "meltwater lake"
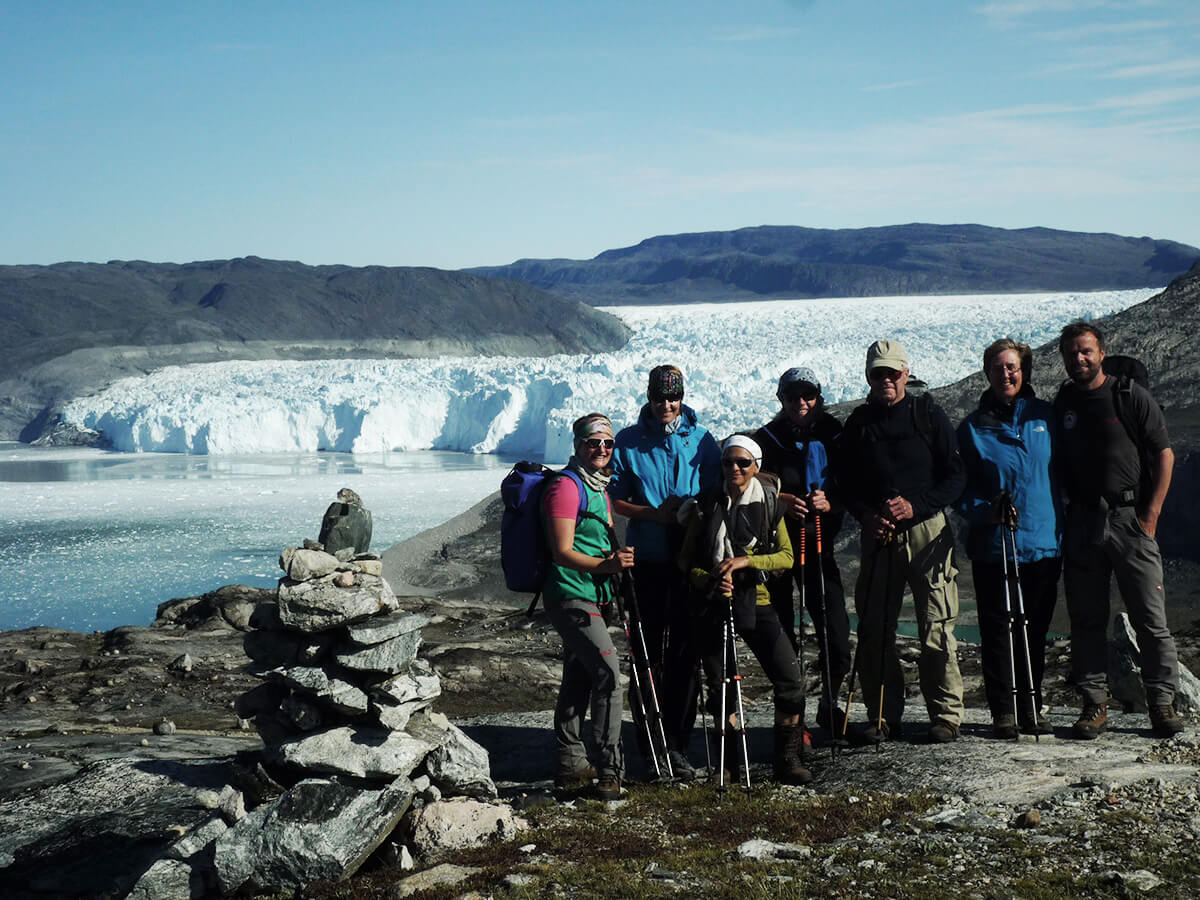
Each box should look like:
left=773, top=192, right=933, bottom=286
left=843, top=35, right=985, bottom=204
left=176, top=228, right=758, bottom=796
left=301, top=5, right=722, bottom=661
left=1, top=445, right=514, bottom=632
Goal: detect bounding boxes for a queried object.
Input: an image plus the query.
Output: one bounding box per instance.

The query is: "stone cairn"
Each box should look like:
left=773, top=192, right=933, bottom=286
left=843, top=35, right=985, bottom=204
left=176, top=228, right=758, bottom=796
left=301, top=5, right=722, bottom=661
left=200, top=491, right=518, bottom=896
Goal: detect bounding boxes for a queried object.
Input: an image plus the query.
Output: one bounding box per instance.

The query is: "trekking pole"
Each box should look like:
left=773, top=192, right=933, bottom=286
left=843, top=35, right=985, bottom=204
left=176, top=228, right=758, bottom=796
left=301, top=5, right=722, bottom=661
left=621, top=572, right=675, bottom=779
left=813, top=509, right=840, bottom=758
left=1005, top=519, right=1041, bottom=743
left=613, top=579, right=663, bottom=779
left=997, top=511, right=1021, bottom=742
left=872, top=530, right=895, bottom=753
left=688, top=609, right=712, bottom=775
left=717, top=598, right=730, bottom=799
left=840, top=532, right=877, bottom=744
left=796, top=517, right=806, bottom=655
left=725, top=592, right=752, bottom=798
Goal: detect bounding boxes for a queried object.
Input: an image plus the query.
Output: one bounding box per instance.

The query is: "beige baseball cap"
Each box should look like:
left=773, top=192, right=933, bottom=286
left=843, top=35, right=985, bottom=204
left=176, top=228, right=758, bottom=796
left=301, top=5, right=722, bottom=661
left=865, top=339, right=909, bottom=376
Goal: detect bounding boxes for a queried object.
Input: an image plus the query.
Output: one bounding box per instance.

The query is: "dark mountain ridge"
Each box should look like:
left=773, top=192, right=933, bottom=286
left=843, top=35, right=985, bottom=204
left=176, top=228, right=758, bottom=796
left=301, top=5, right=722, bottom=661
left=0, top=257, right=632, bottom=442
left=466, top=223, right=1200, bottom=305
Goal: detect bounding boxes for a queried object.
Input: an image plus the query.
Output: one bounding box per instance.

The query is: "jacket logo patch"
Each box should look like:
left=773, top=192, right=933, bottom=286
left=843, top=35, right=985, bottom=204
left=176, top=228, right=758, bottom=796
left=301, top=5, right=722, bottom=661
left=1063, top=411, right=1077, bottom=430
left=1033, top=424, right=1046, bottom=433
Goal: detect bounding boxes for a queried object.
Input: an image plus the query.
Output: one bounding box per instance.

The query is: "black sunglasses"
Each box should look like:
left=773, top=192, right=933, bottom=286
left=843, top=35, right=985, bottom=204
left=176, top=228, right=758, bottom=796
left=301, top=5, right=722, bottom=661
left=869, top=367, right=904, bottom=382
left=721, top=457, right=754, bottom=470
left=584, top=438, right=615, bottom=450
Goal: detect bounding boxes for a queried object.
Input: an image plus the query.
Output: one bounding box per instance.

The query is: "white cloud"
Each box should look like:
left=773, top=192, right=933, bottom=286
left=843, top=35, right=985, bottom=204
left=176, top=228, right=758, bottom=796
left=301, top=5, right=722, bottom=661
left=712, top=25, right=808, bottom=42
left=1104, top=57, right=1200, bottom=78
left=861, top=79, right=928, bottom=92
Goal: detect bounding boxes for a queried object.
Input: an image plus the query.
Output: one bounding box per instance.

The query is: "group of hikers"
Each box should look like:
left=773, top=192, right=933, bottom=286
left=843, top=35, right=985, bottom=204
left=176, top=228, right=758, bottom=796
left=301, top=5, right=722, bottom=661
left=529, top=320, right=1181, bottom=801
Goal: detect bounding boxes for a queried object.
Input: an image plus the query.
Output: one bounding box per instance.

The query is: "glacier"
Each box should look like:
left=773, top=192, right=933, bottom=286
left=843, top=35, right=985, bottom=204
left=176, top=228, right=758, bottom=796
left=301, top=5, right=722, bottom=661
left=62, top=289, right=1155, bottom=461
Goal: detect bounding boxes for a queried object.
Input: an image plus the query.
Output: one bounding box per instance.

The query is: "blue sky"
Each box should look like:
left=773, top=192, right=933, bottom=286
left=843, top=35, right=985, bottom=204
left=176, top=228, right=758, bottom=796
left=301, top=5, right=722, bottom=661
left=3, top=0, right=1198, bottom=269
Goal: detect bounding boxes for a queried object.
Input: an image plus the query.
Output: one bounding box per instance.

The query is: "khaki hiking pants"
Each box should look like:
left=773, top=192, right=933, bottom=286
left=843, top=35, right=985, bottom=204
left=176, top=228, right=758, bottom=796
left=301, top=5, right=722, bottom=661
left=853, top=511, right=964, bottom=728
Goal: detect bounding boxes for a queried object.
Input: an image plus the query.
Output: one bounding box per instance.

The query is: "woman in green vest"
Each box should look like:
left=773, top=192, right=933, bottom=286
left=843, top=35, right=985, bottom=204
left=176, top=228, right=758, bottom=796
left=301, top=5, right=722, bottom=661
left=543, top=413, right=635, bottom=800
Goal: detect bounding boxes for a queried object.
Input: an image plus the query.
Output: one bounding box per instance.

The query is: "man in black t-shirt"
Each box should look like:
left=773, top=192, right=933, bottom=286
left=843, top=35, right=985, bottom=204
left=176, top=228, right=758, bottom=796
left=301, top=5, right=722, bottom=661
left=1054, top=321, right=1181, bottom=739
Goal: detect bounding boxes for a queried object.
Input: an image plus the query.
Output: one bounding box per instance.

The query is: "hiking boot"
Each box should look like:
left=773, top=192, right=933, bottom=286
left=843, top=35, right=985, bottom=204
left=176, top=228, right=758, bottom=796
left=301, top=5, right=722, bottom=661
left=773, top=723, right=814, bottom=786
left=1150, top=703, right=1185, bottom=738
left=816, top=704, right=849, bottom=733
left=667, top=750, right=696, bottom=781
left=928, top=720, right=960, bottom=743
left=850, top=720, right=900, bottom=746
left=592, top=773, right=622, bottom=801
left=1019, top=712, right=1053, bottom=736
left=992, top=713, right=1019, bottom=740
left=553, top=765, right=597, bottom=791
left=1071, top=703, right=1107, bottom=740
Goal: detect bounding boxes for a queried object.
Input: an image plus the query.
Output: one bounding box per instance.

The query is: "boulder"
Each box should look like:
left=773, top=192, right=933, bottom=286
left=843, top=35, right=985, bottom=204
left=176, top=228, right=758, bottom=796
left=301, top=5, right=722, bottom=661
left=405, top=799, right=527, bottom=859
left=164, top=816, right=228, bottom=861
left=319, top=496, right=373, bottom=556
left=423, top=722, right=497, bottom=800
left=213, top=778, right=414, bottom=894
left=277, top=573, right=398, bottom=632
left=268, top=727, right=435, bottom=781
left=125, top=858, right=206, bottom=900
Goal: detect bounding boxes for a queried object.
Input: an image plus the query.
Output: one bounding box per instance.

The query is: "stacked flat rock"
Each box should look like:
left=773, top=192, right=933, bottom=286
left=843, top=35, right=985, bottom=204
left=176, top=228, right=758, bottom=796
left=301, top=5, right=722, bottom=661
left=214, top=542, right=500, bottom=894
left=235, top=545, right=495, bottom=796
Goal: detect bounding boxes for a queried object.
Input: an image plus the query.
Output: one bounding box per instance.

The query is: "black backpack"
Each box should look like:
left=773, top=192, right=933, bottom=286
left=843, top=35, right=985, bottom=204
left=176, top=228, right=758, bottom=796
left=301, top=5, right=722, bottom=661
left=1102, top=354, right=1161, bottom=500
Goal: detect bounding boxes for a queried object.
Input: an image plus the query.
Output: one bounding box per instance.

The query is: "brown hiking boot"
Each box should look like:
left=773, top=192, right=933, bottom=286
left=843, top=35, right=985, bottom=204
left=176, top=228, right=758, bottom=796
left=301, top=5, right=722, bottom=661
left=1072, top=703, right=1107, bottom=740
left=773, top=723, right=814, bottom=786
left=929, top=720, right=960, bottom=744
left=1150, top=703, right=1185, bottom=738
left=992, top=713, right=1018, bottom=740
left=1019, top=711, right=1053, bottom=735
left=592, top=773, right=622, bottom=801
left=553, top=766, right=597, bottom=791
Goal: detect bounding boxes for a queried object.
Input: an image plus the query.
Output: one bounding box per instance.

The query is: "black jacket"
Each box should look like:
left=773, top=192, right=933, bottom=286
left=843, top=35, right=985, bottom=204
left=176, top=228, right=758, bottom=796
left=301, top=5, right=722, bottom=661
left=834, top=393, right=966, bottom=530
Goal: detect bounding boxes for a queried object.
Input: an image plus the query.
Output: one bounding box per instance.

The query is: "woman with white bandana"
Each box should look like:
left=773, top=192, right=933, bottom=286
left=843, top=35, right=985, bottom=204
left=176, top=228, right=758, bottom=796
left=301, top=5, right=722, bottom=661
left=680, top=434, right=812, bottom=785
left=543, top=413, right=635, bottom=801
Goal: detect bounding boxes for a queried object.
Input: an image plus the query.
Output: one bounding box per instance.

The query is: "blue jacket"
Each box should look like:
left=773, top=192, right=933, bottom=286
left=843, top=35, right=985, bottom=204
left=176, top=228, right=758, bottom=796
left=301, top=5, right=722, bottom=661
left=956, top=391, right=1061, bottom=564
left=609, top=403, right=722, bottom=562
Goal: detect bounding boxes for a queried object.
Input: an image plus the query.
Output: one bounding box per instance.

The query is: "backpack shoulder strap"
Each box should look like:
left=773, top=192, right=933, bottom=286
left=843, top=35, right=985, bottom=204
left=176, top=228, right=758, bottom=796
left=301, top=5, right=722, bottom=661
left=912, top=393, right=935, bottom=450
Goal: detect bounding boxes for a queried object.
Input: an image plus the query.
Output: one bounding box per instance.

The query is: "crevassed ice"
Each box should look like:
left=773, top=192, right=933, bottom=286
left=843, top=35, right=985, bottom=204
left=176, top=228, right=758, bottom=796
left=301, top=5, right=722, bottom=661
left=63, top=290, right=1154, bottom=460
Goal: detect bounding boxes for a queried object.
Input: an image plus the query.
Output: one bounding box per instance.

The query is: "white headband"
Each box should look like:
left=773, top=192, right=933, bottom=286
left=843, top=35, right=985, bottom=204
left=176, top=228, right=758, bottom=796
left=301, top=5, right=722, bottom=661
left=722, top=434, right=762, bottom=464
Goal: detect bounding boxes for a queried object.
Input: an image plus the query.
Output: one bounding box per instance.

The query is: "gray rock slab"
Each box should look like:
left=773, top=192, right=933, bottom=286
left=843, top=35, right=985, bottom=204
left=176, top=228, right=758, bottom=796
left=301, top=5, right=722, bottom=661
left=269, top=665, right=370, bottom=715
left=374, top=699, right=428, bottom=731
left=213, top=777, right=413, bottom=894
left=343, top=611, right=432, bottom=647
left=125, top=857, right=207, bottom=900
left=165, top=815, right=229, bottom=861
left=335, top=629, right=421, bottom=675
left=391, top=862, right=482, bottom=898
left=406, top=798, right=527, bottom=860
left=0, top=754, right=243, bottom=898
left=269, top=726, right=435, bottom=781
left=424, top=721, right=497, bottom=800
left=277, top=573, right=398, bottom=633
left=280, top=547, right=342, bottom=582
left=371, top=658, right=442, bottom=705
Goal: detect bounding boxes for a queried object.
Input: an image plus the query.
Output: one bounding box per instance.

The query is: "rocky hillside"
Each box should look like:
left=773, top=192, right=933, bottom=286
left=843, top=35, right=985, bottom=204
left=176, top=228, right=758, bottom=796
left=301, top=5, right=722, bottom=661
left=467, top=223, right=1200, bottom=305
left=929, top=260, right=1200, bottom=562
left=0, top=257, right=632, bottom=441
